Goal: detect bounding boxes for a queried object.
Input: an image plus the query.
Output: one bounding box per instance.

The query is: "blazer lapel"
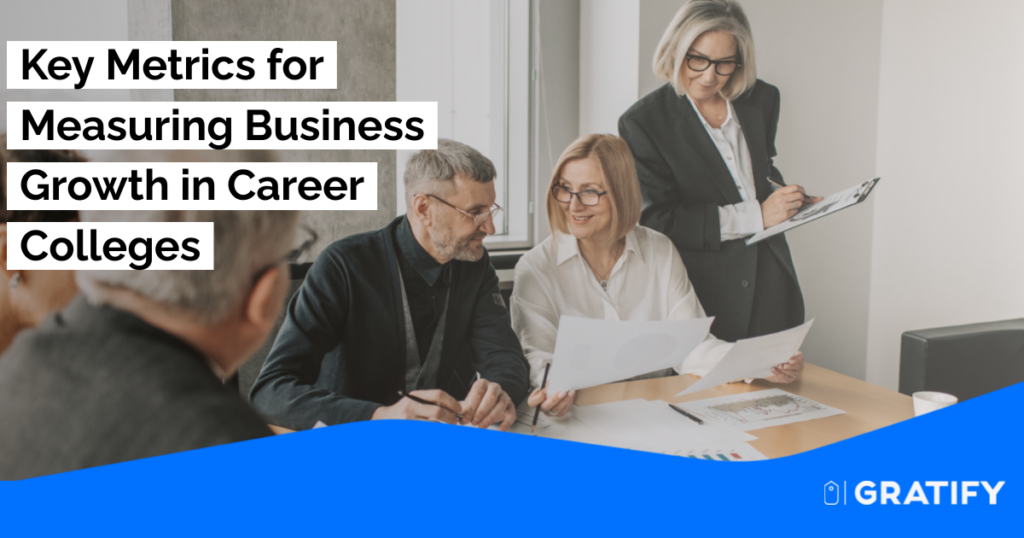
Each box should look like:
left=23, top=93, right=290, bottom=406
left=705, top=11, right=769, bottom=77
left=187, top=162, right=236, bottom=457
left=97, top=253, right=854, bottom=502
left=670, top=94, right=744, bottom=205
left=733, top=98, right=772, bottom=203
left=383, top=221, right=410, bottom=391
left=436, top=263, right=460, bottom=388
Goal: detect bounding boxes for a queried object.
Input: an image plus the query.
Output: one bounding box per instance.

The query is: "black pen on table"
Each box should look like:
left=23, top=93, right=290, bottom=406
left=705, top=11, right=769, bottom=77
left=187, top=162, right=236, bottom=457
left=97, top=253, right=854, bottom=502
left=668, top=403, right=704, bottom=425
left=532, top=363, right=551, bottom=434
left=397, top=390, right=463, bottom=422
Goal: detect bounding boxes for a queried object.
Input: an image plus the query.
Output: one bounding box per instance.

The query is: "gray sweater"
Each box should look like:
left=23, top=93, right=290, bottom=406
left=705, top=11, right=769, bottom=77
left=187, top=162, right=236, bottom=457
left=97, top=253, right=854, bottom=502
left=0, top=296, right=271, bottom=480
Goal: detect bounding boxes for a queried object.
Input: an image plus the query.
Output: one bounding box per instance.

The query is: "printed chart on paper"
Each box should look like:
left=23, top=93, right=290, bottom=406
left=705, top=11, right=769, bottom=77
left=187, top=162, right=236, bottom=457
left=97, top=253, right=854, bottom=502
left=667, top=443, right=767, bottom=461
left=679, top=388, right=845, bottom=431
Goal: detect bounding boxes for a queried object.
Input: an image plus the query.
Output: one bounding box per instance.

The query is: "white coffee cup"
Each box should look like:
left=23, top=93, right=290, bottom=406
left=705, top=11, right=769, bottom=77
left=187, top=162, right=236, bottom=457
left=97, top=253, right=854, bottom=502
left=912, top=391, right=958, bottom=416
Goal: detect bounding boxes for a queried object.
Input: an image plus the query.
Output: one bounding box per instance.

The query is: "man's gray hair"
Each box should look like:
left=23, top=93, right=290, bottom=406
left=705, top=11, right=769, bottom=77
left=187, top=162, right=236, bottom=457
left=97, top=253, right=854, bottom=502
left=404, top=139, right=496, bottom=207
left=77, top=210, right=300, bottom=323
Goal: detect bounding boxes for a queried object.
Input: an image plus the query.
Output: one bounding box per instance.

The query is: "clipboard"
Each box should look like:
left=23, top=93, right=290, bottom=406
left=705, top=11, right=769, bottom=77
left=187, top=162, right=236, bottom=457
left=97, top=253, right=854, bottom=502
left=745, top=177, right=880, bottom=246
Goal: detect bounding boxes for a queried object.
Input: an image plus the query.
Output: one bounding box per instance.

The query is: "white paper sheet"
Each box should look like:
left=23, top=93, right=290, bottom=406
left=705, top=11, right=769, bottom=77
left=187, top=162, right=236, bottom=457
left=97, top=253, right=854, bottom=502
left=677, top=388, right=845, bottom=431
left=547, top=316, right=714, bottom=393
left=676, top=319, right=814, bottom=396
left=507, top=408, right=566, bottom=435
left=571, top=399, right=756, bottom=453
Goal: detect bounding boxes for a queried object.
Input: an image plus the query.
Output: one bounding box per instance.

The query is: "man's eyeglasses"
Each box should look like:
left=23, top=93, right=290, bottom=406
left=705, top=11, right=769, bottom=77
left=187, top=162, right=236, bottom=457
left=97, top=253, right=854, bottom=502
left=685, top=54, right=741, bottom=76
left=284, top=225, right=319, bottom=263
left=425, top=194, right=502, bottom=227
left=252, top=225, right=318, bottom=284
left=551, top=185, right=608, bottom=207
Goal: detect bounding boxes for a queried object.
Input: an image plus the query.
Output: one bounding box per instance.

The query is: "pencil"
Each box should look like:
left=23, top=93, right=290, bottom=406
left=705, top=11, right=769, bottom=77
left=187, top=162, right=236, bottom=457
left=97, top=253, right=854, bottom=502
left=397, top=390, right=463, bottom=422
left=532, top=363, right=552, bottom=434
left=668, top=403, right=704, bottom=425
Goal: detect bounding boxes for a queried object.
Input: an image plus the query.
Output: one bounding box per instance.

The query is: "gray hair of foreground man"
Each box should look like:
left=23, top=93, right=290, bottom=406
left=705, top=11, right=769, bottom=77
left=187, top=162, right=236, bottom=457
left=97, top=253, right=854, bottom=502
left=77, top=210, right=300, bottom=323
left=404, top=139, right=496, bottom=207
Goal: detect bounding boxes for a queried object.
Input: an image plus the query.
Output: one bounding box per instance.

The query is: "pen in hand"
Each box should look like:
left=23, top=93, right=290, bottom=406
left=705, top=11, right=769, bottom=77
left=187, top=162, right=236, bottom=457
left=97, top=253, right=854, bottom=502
left=532, top=363, right=552, bottom=434
left=668, top=403, right=704, bottom=425
left=397, top=390, right=463, bottom=422
left=768, top=177, right=815, bottom=201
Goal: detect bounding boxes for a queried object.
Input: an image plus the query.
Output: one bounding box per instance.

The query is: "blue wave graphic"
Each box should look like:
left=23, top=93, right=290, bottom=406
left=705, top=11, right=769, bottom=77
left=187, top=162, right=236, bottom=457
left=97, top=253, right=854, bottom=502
left=2, top=380, right=1019, bottom=536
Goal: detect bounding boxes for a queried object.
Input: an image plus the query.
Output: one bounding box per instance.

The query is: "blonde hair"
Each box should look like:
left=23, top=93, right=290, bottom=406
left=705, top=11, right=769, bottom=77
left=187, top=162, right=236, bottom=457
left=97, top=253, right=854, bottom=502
left=653, top=0, right=757, bottom=100
left=546, top=134, right=641, bottom=244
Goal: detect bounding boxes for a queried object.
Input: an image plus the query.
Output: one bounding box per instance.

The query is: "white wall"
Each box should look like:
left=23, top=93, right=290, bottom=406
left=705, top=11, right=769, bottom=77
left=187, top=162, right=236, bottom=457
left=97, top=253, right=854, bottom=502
left=533, top=0, right=582, bottom=245
left=396, top=0, right=492, bottom=216
left=866, top=0, right=1024, bottom=389
left=1, top=0, right=130, bottom=127
left=396, top=0, right=527, bottom=242
left=740, top=0, right=883, bottom=381
left=637, top=0, right=677, bottom=99
left=579, top=0, right=639, bottom=136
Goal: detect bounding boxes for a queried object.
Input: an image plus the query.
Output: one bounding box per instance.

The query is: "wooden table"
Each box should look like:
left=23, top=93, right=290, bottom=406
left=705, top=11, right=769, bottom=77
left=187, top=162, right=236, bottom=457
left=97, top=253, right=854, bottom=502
left=574, top=362, right=915, bottom=458
left=268, top=363, right=914, bottom=458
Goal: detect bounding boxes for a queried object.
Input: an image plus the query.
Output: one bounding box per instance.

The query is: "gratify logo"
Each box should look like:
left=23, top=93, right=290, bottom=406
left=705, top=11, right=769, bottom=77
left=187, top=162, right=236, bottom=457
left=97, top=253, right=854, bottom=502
left=855, top=481, right=1004, bottom=505
left=824, top=481, right=840, bottom=505
left=824, top=481, right=1006, bottom=505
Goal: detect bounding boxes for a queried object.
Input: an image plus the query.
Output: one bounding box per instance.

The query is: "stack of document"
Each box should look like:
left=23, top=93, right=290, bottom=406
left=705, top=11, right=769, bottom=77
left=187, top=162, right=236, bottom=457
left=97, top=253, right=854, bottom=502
left=571, top=398, right=757, bottom=454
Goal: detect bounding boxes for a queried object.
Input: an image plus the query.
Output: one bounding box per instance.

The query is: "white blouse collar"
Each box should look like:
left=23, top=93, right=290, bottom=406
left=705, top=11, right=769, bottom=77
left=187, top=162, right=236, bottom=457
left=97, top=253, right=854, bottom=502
left=685, top=93, right=735, bottom=129
left=554, top=227, right=645, bottom=267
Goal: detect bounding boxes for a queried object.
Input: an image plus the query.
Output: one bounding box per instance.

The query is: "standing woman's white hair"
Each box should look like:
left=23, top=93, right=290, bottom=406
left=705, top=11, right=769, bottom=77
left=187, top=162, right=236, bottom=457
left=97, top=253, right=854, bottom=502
left=653, top=0, right=758, bottom=100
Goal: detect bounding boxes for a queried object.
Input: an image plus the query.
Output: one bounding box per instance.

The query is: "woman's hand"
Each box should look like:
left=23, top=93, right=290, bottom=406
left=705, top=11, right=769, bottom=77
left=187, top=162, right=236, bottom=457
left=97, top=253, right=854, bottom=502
left=765, top=351, right=804, bottom=383
left=527, top=386, right=575, bottom=418
left=761, top=185, right=823, bottom=228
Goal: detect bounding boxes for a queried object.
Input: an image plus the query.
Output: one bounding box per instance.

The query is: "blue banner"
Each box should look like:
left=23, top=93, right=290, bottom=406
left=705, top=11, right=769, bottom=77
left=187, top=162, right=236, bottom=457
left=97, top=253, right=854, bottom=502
left=2, top=380, right=1018, bottom=536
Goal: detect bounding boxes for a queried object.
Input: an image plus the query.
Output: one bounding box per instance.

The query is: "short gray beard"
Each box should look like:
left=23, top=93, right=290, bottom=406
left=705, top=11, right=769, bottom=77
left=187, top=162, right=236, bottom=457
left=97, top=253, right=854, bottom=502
left=432, top=219, right=485, bottom=262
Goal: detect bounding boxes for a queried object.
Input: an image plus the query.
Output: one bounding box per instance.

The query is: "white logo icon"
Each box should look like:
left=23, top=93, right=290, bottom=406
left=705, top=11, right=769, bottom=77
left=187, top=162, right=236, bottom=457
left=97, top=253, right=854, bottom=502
left=825, top=481, right=839, bottom=505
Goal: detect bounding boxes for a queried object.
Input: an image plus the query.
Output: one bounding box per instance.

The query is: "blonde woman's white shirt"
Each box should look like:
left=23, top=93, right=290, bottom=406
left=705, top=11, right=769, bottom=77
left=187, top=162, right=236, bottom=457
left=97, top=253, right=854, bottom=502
left=511, top=225, right=732, bottom=388
left=685, top=94, right=764, bottom=241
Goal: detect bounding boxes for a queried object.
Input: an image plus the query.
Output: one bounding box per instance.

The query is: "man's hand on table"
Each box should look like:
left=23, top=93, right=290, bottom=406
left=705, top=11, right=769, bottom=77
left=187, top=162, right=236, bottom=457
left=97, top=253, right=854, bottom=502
left=371, top=389, right=463, bottom=424
left=460, top=378, right=516, bottom=431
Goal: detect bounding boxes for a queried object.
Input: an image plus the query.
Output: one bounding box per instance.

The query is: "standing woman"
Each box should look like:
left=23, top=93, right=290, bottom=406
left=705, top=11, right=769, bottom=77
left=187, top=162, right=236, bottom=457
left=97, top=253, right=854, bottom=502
left=618, top=0, right=820, bottom=342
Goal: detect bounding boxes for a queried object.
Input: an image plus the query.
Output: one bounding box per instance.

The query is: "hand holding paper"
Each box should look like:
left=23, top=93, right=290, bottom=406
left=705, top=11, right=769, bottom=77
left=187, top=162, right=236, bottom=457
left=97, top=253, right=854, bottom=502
left=675, top=320, right=814, bottom=396
left=546, top=316, right=714, bottom=393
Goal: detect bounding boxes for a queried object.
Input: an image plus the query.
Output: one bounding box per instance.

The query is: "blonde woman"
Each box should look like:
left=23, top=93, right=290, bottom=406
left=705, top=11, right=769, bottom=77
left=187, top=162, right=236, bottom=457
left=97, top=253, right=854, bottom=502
left=619, top=0, right=821, bottom=345
left=510, top=134, right=802, bottom=417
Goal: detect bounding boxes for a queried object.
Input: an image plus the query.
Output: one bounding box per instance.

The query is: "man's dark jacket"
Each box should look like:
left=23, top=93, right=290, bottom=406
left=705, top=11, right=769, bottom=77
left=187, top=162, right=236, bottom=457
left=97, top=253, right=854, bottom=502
left=250, top=217, right=530, bottom=430
left=0, top=297, right=272, bottom=480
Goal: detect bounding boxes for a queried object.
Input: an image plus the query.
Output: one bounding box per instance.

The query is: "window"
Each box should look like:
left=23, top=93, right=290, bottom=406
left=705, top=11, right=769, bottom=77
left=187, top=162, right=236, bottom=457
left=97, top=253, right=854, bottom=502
left=396, top=0, right=531, bottom=248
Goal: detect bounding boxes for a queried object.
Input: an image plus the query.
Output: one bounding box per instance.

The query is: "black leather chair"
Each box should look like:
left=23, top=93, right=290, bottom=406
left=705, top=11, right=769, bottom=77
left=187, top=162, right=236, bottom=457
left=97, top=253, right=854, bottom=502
left=899, top=318, right=1024, bottom=401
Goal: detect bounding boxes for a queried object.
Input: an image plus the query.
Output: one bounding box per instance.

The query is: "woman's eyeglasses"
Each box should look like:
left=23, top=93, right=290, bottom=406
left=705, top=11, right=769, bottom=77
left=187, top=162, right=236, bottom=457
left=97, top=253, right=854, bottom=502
left=551, top=185, right=607, bottom=207
left=685, top=54, right=740, bottom=76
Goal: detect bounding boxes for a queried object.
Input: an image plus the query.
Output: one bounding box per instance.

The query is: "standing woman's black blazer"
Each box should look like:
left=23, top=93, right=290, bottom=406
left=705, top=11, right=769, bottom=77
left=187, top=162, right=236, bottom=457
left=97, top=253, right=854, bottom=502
left=618, top=79, right=804, bottom=342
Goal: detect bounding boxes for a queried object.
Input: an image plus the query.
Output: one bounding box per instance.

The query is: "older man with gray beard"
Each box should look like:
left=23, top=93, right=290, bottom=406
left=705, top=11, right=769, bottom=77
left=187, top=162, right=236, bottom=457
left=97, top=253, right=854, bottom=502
left=0, top=210, right=303, bottom=479
left=251, top=140, right=529, bottom=431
